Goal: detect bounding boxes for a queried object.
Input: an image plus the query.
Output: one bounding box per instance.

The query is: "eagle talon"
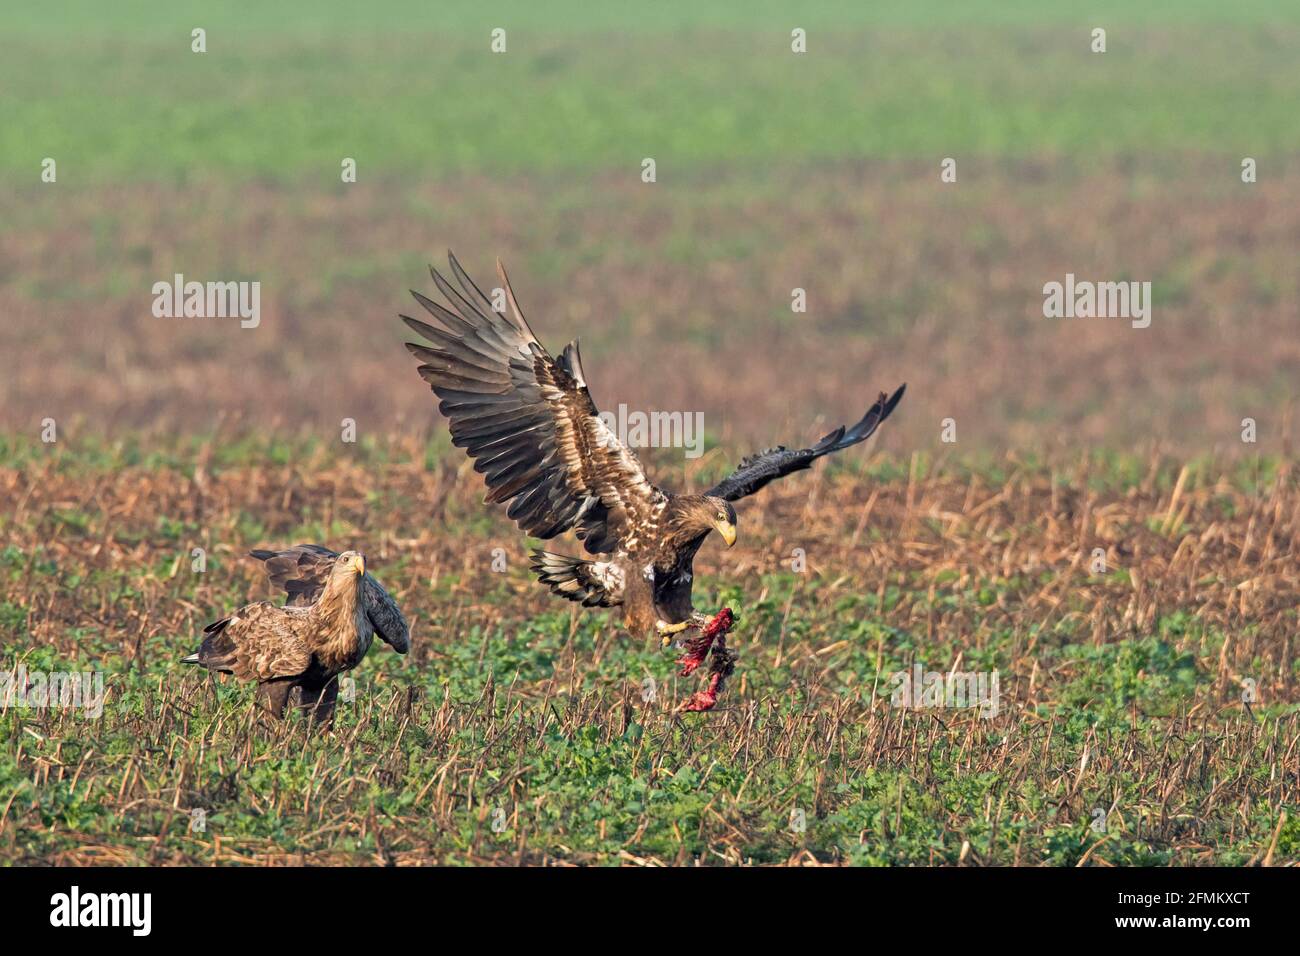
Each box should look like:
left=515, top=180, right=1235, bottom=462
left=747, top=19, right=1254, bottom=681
left=656, top=618, right=695, bottom=648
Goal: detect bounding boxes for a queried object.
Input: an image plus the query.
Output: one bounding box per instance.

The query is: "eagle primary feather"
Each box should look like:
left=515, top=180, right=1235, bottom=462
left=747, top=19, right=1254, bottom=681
left=402, top=255, right=667, bottom=557
left=704, top=384, right=906, bottom=502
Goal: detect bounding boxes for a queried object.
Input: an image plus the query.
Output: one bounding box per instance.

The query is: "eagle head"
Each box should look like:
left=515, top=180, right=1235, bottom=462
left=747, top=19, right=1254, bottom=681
left=335, top=550, right=366, bottom=578
left=673, top=495, right=737, bottom=548
left=709, top=498, right=738, bottom=548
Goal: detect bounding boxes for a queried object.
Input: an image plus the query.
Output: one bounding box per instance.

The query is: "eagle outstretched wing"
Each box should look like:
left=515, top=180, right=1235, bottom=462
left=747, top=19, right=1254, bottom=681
left=705, top=384, right=906, bottom=502
left=249, top=544, right=410, bottom=654
left=403, top=252, right=666, bottom=555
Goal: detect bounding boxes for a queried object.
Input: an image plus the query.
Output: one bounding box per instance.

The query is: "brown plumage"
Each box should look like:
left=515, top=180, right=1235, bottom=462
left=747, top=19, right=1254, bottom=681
left=250, top=544, right=409, bottom=654
left=182, top=550, right=378, bottom=723
left=402, top=252, right=906, bottom=649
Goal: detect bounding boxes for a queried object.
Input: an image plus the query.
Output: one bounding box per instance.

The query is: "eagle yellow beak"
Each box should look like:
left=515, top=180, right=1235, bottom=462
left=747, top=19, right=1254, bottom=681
left=355, top=555, right=366, bottom=576
left=714, top=520, right=737, bottom=548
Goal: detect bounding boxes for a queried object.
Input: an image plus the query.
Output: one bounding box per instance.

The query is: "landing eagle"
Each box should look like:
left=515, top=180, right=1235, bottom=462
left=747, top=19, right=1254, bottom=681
left=402, top=253, right=904, bottom=651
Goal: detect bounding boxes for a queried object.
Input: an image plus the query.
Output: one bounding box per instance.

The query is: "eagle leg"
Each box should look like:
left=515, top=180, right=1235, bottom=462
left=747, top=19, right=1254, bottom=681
left=290, top=675, right=339, bottom=728
left=255, top=675, right=339, bottom=729
left=255, top=679, right=294, bottom=718
left=656, top=618, right=694, bottom=648
left=660, top=609, right=713, bottom=648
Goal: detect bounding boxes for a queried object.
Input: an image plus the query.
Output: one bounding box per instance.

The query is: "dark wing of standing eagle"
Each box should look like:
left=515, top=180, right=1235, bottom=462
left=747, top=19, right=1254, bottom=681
left=403, top=253, right=904, bottom=711
left=249, top=544, right=410, bottom=654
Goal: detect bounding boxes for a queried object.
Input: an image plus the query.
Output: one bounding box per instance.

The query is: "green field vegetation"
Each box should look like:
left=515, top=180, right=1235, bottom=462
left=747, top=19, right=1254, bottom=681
left=1, top=442, right=1296, bottom=864
left=3, top=2, right=1299, bottom=183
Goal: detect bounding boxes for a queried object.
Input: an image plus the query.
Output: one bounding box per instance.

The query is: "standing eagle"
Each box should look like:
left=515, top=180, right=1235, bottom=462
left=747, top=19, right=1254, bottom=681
left=183, top=549, right=408, bottom=723
left=402, top=253, right=903, bottom=706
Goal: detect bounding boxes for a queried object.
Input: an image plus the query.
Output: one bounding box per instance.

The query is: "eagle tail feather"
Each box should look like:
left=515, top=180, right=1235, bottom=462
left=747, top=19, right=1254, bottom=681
left=529, top=550, right=621, bottom=608
left=184, top=619, right=237, bottom=673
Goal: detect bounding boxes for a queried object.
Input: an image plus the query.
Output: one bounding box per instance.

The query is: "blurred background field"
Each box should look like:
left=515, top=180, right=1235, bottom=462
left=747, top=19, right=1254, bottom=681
left=1, top=0, right=1297, bottom=456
